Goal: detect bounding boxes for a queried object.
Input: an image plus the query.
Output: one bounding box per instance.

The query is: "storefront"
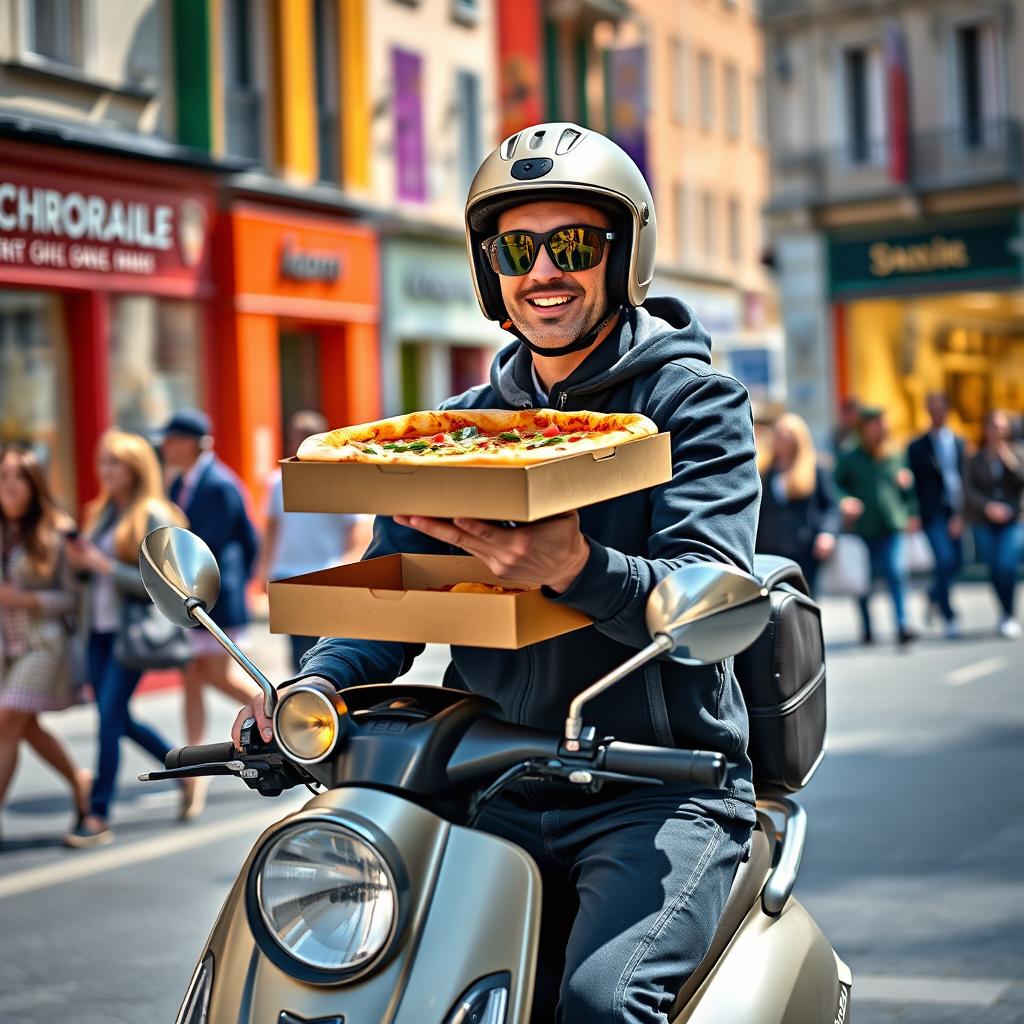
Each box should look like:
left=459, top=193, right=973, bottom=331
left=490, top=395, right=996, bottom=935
left=380, top=235, right=509, bottom=414
left=213, top=203, right=381, bottom=515
left=829, top=211, right=1024, bottom=444
left=0, top=143, right=215, bottom=510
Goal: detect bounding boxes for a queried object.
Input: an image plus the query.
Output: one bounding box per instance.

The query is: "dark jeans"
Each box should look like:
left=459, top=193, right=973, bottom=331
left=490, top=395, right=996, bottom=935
left=973, top=522, right=1023, bottom=618
left=922, top=516, right=963, bottom=623
left=87, top=631, right=173, bottom=819
left=476, top=788, right=752, bottom=1024
left=857, top=533, right=908, bottom=636
left=289, top=634, right=321, bottom=676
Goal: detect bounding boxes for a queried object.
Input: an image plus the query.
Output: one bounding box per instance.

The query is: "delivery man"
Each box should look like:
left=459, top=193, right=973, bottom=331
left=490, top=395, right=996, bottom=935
left=232, top=124, right=761, bottom=1024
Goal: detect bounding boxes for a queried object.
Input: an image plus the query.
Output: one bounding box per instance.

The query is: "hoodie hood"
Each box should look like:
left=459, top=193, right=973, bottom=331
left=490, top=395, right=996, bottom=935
left=490, top=297, right=714, bottom=409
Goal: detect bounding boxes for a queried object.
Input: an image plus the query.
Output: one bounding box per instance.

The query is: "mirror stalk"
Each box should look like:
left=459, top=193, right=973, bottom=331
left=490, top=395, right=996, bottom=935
left=187, top=601, right=276, bottom=718
left=563, top=633, right=674, bottom=751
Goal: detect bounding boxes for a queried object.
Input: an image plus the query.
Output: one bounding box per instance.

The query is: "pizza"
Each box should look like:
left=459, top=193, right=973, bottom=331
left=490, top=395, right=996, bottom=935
left=430, top=582, right=527, bottom=594
left=296, top=409, right=658, bottom=466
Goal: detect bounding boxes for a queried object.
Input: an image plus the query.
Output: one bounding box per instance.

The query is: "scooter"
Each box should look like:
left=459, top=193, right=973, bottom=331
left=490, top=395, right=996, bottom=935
left=138, top=526, right=852, bottom=1024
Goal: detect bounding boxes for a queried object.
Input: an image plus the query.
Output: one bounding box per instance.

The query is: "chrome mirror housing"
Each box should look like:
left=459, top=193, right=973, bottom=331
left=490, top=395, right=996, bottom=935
left=139, top=526, right=221, bottom=628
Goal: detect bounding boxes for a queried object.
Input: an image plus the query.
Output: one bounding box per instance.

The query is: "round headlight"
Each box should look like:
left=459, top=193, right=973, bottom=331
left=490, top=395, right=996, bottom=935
left=274, top=686, right=343, bottom=763
left=256, top=823, right=396, bottom=972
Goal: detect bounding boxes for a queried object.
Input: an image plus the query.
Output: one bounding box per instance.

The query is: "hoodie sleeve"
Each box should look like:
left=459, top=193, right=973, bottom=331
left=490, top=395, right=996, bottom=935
left=290, top=514, right=450, bottom=690
left=545, top=370, right=760, bottom=649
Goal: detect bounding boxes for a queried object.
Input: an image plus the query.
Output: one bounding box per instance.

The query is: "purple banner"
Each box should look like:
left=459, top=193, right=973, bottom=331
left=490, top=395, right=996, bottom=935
left=606, top=45, right=650, bottom=186
left=393, top=48, right=426, bottom=202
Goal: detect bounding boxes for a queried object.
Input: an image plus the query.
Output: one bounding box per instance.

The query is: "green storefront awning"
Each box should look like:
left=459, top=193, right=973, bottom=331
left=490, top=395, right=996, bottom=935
left=829, top=212, right=1024, bottom=298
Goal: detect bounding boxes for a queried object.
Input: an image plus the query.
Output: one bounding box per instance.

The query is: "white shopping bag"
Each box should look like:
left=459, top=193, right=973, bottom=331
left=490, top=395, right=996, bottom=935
left=817, top=534, right=871, bottom=597
left=903, top=530, right=935, bottom=574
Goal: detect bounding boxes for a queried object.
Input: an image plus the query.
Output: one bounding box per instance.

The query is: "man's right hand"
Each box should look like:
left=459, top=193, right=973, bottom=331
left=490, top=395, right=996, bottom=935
left=230, top=676, right=338, bottom=750
left=839, top=496, right=864, bottom=521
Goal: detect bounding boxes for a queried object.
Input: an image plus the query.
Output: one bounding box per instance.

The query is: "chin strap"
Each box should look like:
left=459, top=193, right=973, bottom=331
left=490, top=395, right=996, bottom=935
left=501, top=306, right=625, bottom=356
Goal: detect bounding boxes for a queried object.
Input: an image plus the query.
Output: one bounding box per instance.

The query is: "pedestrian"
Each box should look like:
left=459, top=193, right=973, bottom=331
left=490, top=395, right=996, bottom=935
left=755, top=412, right=839, bottom=595
left=0, top=448, right=91, bottom=845
left=161, top=409, right=258, bottom=817
left=257, top=410, right=372, bottom=674
left=907, top=393, right=967, bottom=637
left=834, top=407, right=919, bottom=645
left=963, top=410, right=1024, bottom=639
left=63, top=431, right=194, bottom=847
left=832, top=395, right=862, bottom=457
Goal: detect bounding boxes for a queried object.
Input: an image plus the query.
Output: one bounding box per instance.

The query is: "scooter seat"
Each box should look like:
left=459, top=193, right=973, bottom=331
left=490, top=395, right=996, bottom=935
left=669, top=824, right=773, bottom=1014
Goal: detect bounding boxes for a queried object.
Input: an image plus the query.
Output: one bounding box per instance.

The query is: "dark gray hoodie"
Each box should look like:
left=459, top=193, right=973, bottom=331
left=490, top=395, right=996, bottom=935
left=299, top=299, right=761, bottom=816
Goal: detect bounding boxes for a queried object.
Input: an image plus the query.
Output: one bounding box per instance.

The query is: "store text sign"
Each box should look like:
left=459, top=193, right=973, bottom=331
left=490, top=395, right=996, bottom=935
left=830, top=215, right=1023, bottom=297
left=0, top=166, right=211, bottom=290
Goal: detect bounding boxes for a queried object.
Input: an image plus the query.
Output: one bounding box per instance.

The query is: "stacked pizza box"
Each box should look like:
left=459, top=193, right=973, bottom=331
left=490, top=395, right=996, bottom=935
left=268, top=410, right=671, bottom=649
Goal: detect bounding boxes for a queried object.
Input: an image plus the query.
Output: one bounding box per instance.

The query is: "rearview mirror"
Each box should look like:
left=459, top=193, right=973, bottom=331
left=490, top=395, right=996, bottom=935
left=139, top=526, right=221, bottom=629
left=645, top=563, right=769, bottom=665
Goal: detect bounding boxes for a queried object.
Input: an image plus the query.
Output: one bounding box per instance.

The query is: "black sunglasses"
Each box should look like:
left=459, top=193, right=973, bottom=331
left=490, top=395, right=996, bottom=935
left=481, top=224, right=616, bottom=276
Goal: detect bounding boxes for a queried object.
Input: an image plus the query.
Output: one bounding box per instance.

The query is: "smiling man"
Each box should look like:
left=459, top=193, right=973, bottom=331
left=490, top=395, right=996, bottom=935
left=233, top=124, right=761, bottom=1024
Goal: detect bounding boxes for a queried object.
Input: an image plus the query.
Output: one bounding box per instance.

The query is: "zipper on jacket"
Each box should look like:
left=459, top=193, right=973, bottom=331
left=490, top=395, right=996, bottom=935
left=557, top=391, right=568, bottom=410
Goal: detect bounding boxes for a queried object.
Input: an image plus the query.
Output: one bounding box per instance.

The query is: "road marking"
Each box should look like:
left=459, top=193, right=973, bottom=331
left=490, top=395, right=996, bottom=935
left=0, top=806, right=293, bottom=901
left=944, top=656, right=1008, bottom=687
left=855, top=974, right=1012, bottom=1006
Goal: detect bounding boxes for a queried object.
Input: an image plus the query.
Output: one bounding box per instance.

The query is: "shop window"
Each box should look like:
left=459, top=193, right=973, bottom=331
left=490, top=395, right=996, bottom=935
left=724, top=62, right=740, bottom=140
left=450, top=346, right=489, bottom=397
left=698, top=51, right=714, bottom=132
left=955, top=23, right=1002, bottom=149
left=456, top=69, right=483, bottom=196
left=841, top=44, right=886, bottom=165
left=25, top=0, right=83, bottom=67
left=109, top=297, right=204, bottom=440
left=0, top=290, right=75, bottom=506
left=314, top=0, right=341, bottom=183
left=279, top=329, right=322, bottom=443
left=223, top=0, right=264, bottom=162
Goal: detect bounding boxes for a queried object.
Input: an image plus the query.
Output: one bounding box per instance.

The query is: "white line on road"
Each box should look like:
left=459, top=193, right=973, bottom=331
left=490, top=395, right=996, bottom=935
left=0, top=806, right=291, bottom=901
left=944, top=656, right=1008, bottom=687
left=855, top=974, right=1013, bottom=1006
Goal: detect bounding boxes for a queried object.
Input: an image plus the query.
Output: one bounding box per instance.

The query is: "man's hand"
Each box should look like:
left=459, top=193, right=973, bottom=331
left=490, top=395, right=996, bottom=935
left=230, top=677, right=339, bottom=750
left=812, top=532, right=836, bottom=561
left=985, top=501, right=1014, bottom=525
left=839, top=496, right=864, bottom=522
left=948, top=515, right=964, bottom=539
left=394, top=511, right=590, bottom=593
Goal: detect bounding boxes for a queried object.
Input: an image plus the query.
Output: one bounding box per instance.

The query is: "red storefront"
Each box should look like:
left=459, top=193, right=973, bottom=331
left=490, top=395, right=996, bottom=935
left=0, top=143, right=217, bottom=512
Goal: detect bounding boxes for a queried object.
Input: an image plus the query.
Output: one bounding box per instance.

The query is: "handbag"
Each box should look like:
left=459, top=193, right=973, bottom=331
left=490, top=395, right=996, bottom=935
left=817, top=533, right=871, bottom=597
left=903, top=530, right=935, bottom=574
left=114, top=595, right=191, bottom=671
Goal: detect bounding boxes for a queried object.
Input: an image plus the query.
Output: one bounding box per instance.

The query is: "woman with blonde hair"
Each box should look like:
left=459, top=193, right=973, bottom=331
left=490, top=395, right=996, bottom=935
left=0, top=447, right=91, bottom=843
left=755, top=412, right=839, bottom=595
left=64, top=430, right=193, bottom=847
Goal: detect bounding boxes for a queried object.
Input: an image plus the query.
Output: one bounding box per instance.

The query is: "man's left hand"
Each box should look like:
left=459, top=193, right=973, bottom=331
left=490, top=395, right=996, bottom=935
left=393, top=512, right=590, bottom=594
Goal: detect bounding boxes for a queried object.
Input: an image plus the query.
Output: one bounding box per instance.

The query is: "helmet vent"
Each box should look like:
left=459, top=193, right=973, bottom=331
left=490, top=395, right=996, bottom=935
left=556, top=128, right=582, bottom=154
left=500, top=134, right=521, bottom=159
left=528, top=130, right=546, bottom=150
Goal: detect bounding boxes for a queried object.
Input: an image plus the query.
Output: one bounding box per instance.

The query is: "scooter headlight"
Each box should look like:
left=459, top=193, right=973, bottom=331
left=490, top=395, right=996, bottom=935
left=274, top=685, right=345, bottom=764
left=256, top=823, right=396, bottom=973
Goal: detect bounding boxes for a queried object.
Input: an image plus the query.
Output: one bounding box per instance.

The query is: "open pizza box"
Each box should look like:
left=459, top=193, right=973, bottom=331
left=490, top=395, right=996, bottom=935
left=267, top=553, right=591, bottom=650
left=280, top=431, right=671, bottom=521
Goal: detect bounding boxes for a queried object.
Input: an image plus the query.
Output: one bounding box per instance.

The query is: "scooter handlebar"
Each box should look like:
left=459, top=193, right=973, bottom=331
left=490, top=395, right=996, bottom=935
left=602, top=742, right=728, bottom=789
left=166, top=742, right=237, bottom=770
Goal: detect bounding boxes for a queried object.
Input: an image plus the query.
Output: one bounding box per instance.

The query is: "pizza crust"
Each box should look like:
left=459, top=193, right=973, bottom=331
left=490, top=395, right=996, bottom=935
left=296, top=408, right=658, bottom=466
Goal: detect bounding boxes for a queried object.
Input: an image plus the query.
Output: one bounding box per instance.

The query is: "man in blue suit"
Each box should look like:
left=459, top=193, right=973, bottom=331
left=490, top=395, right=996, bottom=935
left=907, top=393, right=967, bottom=637
left=162, top=409, right=258, bottom=816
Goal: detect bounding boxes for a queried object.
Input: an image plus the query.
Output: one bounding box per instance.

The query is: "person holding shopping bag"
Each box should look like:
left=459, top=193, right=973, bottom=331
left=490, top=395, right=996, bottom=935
left=64, top=431, right=194, bottom=848
left=0, top=447, right=91, bottom=844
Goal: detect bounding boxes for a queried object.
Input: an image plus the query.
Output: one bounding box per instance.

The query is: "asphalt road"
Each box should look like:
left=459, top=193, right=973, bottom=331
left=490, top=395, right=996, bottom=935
left=0, top=584, right=1021, bottom=1023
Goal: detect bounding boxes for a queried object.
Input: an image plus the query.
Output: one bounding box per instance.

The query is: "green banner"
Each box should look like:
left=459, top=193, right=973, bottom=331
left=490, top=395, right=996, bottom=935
left=829, top=214, right=1024, bottom=297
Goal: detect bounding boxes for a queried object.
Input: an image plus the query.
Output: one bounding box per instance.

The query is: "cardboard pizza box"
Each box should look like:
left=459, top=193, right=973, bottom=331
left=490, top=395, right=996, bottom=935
left=280, top=431, right=671, bottom=521
left=268, top=553, right=591, bottom=650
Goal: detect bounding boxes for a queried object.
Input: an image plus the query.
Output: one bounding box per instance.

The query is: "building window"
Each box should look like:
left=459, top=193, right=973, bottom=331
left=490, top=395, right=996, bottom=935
left=451, top=0, right=479, bottom=26
left=955, top=23, right=1002, bottom=148
left=674, top=182, right=687, bottom=261
left=702, top=191, right=716, bottom=259
left=728, top=196, right=741, bottom=264
left=25, top=0, right=82, bottom=66
left=670, top=38, right=687, bottom=125
left=456, top=69, right=482, bottom=195
left=724, top=62, right=740, bottom=140
left=842, top=44, right=885, bottom=165
left=223, top=0, right=264, bottom=162
left=314, top=0, right=341, bottom=183
left=698, top=51, right=714, bottom=131
left=393, top=48, right=427, bottom=202
left=752, top=74, right=766, bottom=143
left=109, top=297, right=204, bottom=440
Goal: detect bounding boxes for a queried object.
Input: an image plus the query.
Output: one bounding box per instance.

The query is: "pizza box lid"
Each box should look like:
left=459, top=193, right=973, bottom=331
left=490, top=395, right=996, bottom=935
left=280, top=431, right=671, bottom=522
left=268, top=553, right=591, bottom=650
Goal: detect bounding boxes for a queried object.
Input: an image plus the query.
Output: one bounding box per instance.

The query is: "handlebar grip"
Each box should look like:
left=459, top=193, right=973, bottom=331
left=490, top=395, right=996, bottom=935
left=603, top=743, right=728, bottom=789
left=166, top=742, right=237, bottom=770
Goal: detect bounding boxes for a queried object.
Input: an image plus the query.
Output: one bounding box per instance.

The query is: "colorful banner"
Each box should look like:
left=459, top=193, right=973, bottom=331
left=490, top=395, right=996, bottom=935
left=393, top=48, right=426, bottom=202
left=497, top=0, right=544, bottom=139
left=885, top=22, right=910, bottom=183
left=606, top=45, right=650, bottom=185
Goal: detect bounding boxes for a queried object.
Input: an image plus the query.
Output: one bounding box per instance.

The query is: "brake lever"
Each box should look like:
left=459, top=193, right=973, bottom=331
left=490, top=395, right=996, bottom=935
left=139, top=760, right=248, bottom=783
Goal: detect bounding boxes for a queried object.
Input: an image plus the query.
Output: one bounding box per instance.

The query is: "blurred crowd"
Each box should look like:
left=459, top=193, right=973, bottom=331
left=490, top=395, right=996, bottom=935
left=0, top=410, right=369, bottom=850
left=755, top=394, right=1024, bottom=645
left=2, top=394, right=1023, bottom=850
